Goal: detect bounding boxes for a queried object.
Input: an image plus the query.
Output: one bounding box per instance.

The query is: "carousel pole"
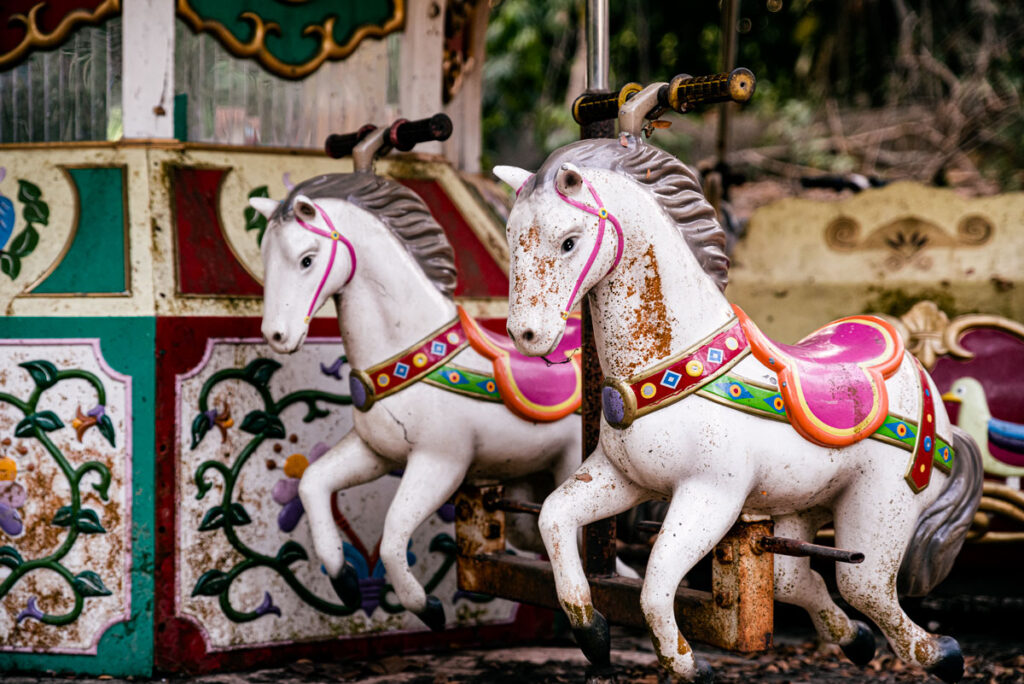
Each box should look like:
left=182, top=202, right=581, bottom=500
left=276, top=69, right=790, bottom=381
left=580, top=0, right=617, bottom=579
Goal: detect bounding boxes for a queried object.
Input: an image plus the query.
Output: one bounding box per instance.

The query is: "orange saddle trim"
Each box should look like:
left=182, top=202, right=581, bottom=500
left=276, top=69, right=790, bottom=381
left=733, top=305, right=905, bottom=447
left=457, top=306, right=582, bottom=422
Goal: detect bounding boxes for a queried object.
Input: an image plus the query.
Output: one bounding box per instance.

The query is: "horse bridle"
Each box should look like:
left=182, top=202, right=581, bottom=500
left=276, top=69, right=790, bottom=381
left=547, top=170, right=624, bottom=321
left=295, top=201, right=358, bottom=325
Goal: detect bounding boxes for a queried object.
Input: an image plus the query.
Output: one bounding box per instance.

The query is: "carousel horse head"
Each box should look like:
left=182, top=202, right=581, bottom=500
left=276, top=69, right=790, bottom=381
left=495, top=134, right=729, bottom=358
left=251, top=173, right=456, bottom=354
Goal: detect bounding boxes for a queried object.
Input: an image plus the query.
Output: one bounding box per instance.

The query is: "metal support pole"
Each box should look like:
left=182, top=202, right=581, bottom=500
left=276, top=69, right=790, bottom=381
left=580, top=0, right=616, bottom=578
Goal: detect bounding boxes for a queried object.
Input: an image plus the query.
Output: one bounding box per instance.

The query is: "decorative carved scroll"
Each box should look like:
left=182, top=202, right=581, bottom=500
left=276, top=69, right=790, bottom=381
left=176, top=0, right=405, bottom=80
left=825, top=213, right=993, bottom=271
left=0, top=0, right=120, bottom=70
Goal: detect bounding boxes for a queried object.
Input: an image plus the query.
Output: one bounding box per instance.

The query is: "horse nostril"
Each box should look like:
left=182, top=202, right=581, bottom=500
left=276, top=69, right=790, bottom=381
left=522, top=329, right=535, bottom=342
left=272, top=332, right=283, bottom=343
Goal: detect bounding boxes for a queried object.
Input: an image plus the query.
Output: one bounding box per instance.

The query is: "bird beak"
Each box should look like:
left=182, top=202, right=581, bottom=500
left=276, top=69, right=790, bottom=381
left=941, top=392, right=961, bottom=404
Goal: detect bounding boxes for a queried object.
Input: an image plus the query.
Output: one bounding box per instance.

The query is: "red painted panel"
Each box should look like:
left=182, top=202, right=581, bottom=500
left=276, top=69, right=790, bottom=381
left=154, top=317, right=551, bottom=674
left=932, top=327, right=1024, bottom=467
left=397, top=178, right=509, bottom=298
left=171, top=166, right=263, bottom=297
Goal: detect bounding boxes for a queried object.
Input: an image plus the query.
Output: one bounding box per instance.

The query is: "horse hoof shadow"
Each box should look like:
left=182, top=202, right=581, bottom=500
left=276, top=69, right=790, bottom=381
left=926, top=636, right=964, bottom=683
left=655, top=658, right=714, bottom=684
left=415, top=595, right=447, bottom=631
left=329, top=562, right=362, bottom=609
left=571, top=610, right=610, bottom=667
left=840, top=620, right=876, bottom=667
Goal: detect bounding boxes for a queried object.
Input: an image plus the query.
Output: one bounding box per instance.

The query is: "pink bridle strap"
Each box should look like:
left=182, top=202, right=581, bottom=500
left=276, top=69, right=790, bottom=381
left=554, top=175, right=624, bottom=320
left=295, top=201, right=357, bottom=325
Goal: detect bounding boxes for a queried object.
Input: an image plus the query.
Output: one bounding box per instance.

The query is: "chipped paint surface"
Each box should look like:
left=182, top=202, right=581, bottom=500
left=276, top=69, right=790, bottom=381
left=176, top=339, right=516, bottom=649
left=0, top=340, right=131, bottom=654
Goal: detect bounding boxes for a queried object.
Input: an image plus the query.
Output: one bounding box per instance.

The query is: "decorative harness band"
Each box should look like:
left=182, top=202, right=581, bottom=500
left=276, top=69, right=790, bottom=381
left=554, top=172, right=624, bottom=321
left=602, top=316, right=749, bottom=429
left=349, top=317, right=469, bottom=412
left=696, top=368, right=955, bottom=491
left=295, top=201, right=358, bottom=325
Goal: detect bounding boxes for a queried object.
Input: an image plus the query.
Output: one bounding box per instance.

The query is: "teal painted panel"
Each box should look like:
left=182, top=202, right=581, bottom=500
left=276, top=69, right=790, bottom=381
left=32, top=168, right=127, bottom=295
left=0, top=317, right=154, bottom=677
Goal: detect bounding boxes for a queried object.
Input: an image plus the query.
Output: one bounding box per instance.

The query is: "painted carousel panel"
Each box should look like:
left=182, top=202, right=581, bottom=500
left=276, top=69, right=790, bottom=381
left=729, top=182, right=1024, bottom=342
left=0, top=317, right=154, bottom=677
left=155, top=319, right=544, bottom=674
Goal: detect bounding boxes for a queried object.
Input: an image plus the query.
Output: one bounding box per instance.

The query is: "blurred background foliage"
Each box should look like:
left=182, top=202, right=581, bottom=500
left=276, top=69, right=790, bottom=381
left=482, top=0, right=1024, bottom=192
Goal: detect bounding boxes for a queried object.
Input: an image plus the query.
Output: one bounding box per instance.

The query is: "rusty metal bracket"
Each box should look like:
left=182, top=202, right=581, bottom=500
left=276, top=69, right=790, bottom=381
left=455, top=485, right=774, bottom=652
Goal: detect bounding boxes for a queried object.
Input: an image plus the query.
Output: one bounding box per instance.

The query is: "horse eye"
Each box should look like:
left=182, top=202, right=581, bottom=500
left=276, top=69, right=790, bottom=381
left=301, top=256, right=314, bottom=268
left=561, top=237, right=575, bottom=253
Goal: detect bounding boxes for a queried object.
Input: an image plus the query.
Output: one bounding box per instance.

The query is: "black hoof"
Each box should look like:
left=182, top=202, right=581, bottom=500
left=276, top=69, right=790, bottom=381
left=926, top=636, right=964, bottom=683
left=840, top=620, right=876, bottom=668
left=693, top=658, right=715, bottom=684
left=572, top=610, right=611, bottom=667
left=329, top=562, right=362, bottom=609
left=414, top=595, right=446, bottom=632
left=656, top=659, right=714, bottom=684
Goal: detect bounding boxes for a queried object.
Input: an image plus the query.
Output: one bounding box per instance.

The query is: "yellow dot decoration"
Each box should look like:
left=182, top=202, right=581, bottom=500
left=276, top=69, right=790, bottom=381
left=447, top=332, right=460, bottom=345
left=927, top=414, right=933, bottom=423
left=773, top=397, right=785, bottom=411
left=685, top=360, right=704, bottom=377
left=919, top=464, right=926, bottom=473
left=0, top=457, right=16, bottom=481
left=725, top=337, right=739, bottom=351
left=448, top=371, right=462, bottom=384
left=377, top=374, right=390, bottom=387
left=413, top=353, right=428, bottom=368
left=284, top=453, right=309, bottom=479
left=640, top=383, right=657, bottom=399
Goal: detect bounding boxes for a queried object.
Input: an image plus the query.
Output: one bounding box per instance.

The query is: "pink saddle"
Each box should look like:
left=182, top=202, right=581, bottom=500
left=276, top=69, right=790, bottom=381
left=734, top=305, right=905, bottom=447
left=458, top=307, right=581, bottom=422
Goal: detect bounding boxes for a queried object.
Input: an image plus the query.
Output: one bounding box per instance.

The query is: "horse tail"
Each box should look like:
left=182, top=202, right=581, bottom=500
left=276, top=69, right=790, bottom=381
left=898, top=425, right=983, bottom=596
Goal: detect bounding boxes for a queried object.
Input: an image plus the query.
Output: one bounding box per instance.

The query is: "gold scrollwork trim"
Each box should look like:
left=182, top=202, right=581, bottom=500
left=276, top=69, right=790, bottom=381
left=0, top=0, right=121, bottom=69
left=881, top=300, right=1024, bottom=371
left=175, top=0, right=405, bottom=80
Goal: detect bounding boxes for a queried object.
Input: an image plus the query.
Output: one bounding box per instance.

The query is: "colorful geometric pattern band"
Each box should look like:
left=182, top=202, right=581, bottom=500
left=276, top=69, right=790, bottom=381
left=602, top=317, right=748, bottom=428
left=424, top=365, right=501, bottom=402
left=698, top=373, right=955, bottom=487
left=350, top=318, right=468, bottom=412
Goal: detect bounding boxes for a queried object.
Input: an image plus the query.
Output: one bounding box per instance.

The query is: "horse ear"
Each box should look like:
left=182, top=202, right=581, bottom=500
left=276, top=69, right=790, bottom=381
left=555, top=163, right=584, bottom=196
left=292, top=194, right=318, bottom=221
left=493, top=165, right=532, bottom=191
left=249, top=197, right=280, bottom=220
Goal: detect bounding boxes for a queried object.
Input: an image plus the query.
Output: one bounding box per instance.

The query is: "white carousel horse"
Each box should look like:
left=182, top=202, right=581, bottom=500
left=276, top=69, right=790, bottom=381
left=494, top=135, right=983, bottom=683
left=250, top=172, right=593, bottom=630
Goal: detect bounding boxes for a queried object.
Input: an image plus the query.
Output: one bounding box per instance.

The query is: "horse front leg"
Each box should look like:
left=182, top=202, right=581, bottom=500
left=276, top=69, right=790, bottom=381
left=379, top=450, right=471, bottom=631
left=642, top=481, right=744, bottom=683
left=298, top=430, right=392, bottom=608
left=537, top=447, right=651, bottom=667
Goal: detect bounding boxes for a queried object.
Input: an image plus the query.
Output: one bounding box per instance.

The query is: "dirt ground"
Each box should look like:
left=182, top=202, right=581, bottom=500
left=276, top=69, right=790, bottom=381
left=4, top=621, right=1021, bottom=684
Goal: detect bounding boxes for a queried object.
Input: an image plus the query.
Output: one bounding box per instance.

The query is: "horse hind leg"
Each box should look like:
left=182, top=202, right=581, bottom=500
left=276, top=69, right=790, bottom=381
left=772, top=511, right=875, bottom=666
left=298, top=430, right=392, bottom=608
left=833, top=482, right=964, bottom=683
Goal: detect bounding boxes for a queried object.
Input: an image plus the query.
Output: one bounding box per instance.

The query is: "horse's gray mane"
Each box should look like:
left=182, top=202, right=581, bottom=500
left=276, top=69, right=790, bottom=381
left=523, top=134, right=729, bottom=291
left=270, top=172, right=458, bottom=297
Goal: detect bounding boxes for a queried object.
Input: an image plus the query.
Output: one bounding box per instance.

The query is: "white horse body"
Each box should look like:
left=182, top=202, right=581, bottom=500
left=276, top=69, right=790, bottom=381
left=496, top=139, right=980, bottom=683
left=253, top=179, right=581, bottom=629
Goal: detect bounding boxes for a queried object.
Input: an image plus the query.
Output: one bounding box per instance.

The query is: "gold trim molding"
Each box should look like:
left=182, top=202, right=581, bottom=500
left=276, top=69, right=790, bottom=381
left=175, top=0, right=405, bottom=80
left=880, top=300, right=1024, bottom=371
left=0, top=0, right=121, bottom=69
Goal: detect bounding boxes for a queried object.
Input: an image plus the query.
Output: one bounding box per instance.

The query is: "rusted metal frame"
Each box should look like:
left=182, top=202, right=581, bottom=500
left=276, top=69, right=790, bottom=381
left=455, top=485, right=775, bottom=652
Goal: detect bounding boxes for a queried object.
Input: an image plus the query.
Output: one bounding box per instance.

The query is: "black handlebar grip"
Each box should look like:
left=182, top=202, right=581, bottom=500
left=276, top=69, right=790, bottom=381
left=388, top=113, right=453, bottom=152
left=659, top=68, right=755, bottom=113
left=571, top=83, right=642, bottom=125
left=324, top=124, right=378, bottom=159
